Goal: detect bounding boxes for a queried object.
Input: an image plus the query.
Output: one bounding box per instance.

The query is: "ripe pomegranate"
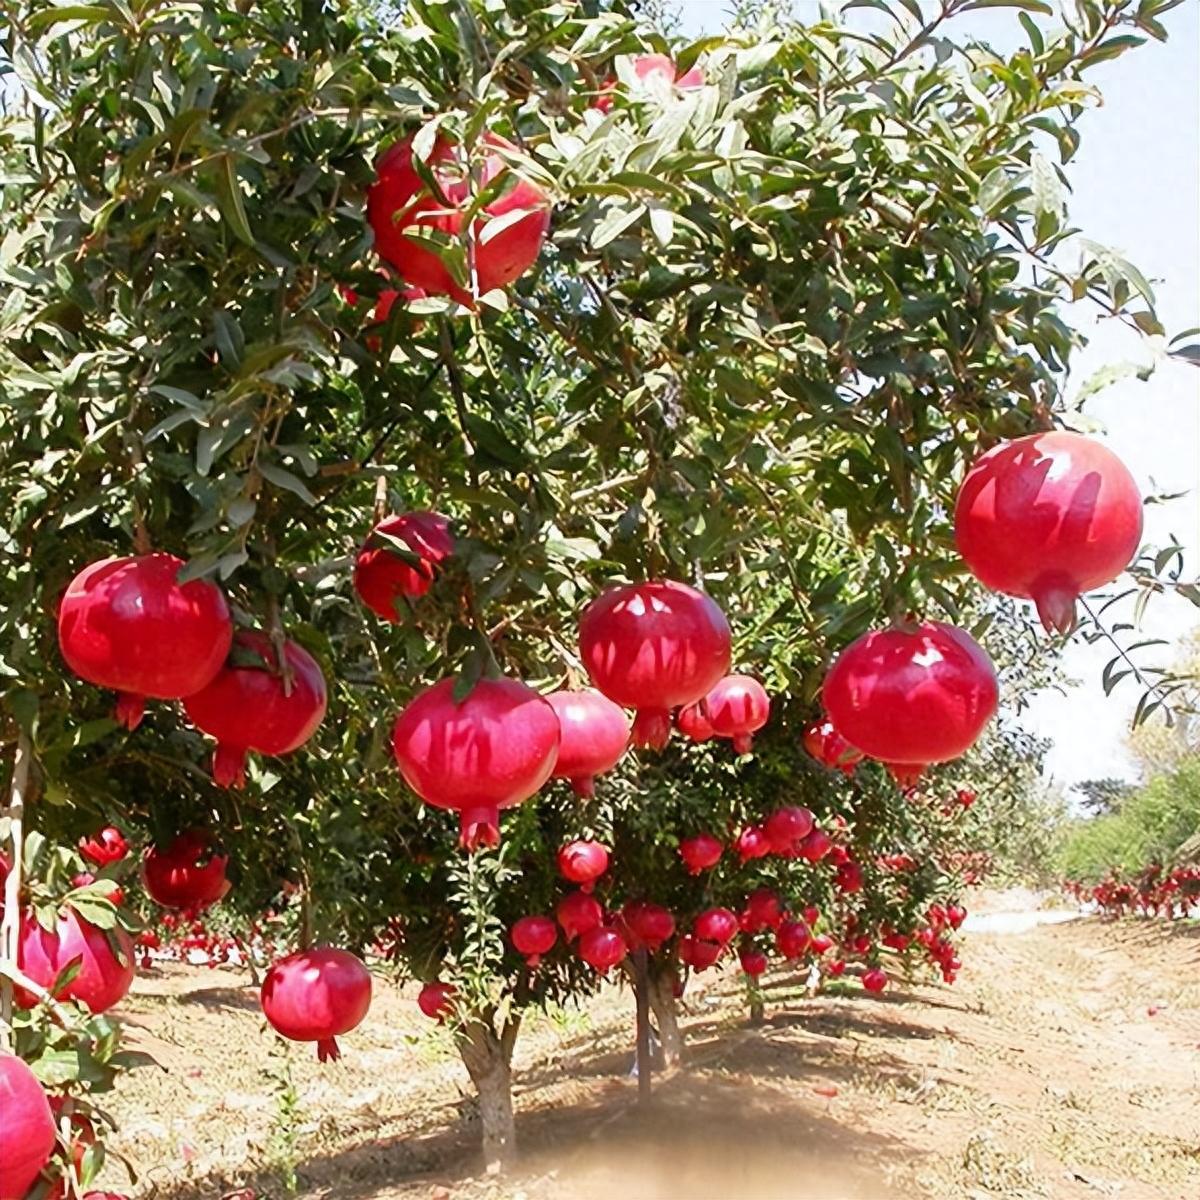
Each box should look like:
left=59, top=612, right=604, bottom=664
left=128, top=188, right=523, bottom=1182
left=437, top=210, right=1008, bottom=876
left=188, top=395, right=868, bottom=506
left=70, top=874, right=123, bottom=906
left=798, top=828, right=832, bottom=863
left=545, top=689, right=630, bottom=798
left=776, top=920, right=811, bottom=960
left=354, top=512, right=454, bottom=621
left=946, top=904, right=967, bottom=929
left=79, top=826, right=128, bottom=866
left=679, top=833, right=723, bottom=875
left=367, top=132, right=550, bottom=304
left=418, top=980, right=456, bottom=1022
left=703, top=674, right=770, bottom=753
left=592, top=53, right=705, bottom=112
left=143, top=831, right=229, bottom=909
left=184, top=631, right=327, bottom=788
left=693, top=907, right=738, bottom=946
left=18, top=907, right=134, bottom=1014
left=957, top=788, right=977, bottom=809
left=882, top=930, right=911, bottom=952
left=678, top=934, right=721, bottom=971
left=0, top=1052, right=56, bottom=1200
left=862, top=967, right=888, bottom=993
left=823, top=621, right=998, bottom=781
left=577, top=926, right=627, bottom=973
left=735, top=825, right=771, bottom=863
left=392, top=675, right=559, bottom=849
left=57, top=553, right=232, bottom=729
left=802, top=717, right=863, bottom=775
left=511, top=915, right=557, bottom=968
left=556, top=890, right=604, bottom=942
left=557, top=840, right=610, bottom=891
left=954, top=431, right=1143, bottom=633
left=619, top=901, right=675, bottom=951
left=836, top=861, right=864, bottom=894
left=741, top=887, right=783, bottom=933
left=764, top=806, right=814, bottom=856
left=675, top=701, right=715, bottom=742
left=849, top=934, right=872, bottom=955
left=261, top=947, right=372, bottom=1062
left=739, top=948, right=768, bottom=978
left=826, top=959, right=847, bottom=977
left=810, top=933, right=835, bottom=955
left=803, top=906, right=820, bottom=927
left=579, top=580, right=731, bottom=749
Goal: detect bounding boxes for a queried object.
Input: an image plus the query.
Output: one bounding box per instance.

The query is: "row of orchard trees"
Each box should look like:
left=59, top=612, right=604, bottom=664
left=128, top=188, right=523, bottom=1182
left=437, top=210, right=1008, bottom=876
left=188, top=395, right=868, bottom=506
left=0, top=0, right=1186, bottom=1187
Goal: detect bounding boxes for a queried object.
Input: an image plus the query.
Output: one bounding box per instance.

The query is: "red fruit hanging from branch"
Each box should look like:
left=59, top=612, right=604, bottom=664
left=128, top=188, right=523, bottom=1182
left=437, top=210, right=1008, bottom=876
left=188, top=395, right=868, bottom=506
left=775, top=920, right=812, bottom=960
left=0, top=1052, right=56, bottom=1200
left=592, top=53, right=705, bottom=112
left=734, top=825, right=771, bottom=863
left=579, top=580, right=731, bottom=750
left=79, top=826, right=129, bottom=866
left=741, top=887, right=783, bottom=933
left=556, top=890, right=604, bottom=942
left=57, top=553, right=232, bottom=730
left=354, top=512, right=454, bottom=622
left=391, top=676, right=560, bottom=850
left=619, top=901, right=675, bottom=952
left=184, top=632, right=327, bottom=788
left=823, top=621, right=998, bottom=784
left=802, top=717, right=863, bottom=776
left=511, top=915, right=557, bottom=968
left=17, top=906, right=135, bottom=1014
left=556, top=840, right=610, bottom=892
left=692, top=907, right=738, bottom=946
left=954, top=431, right=1143, bottom=634
left=545, top=689, right=630, bottom=798
left=577, top=925, right=627, bottom=974
left=417, top=980, right=456, bottom=1022
left=261, top=948, right=372, bottom=1063
left=675, top=701, right=715, bottom=743
left=739, top=947, right=768, bottom=978
left=764, top=806, right=815, bottom=856
left=703, top=674, right=770, bottom=753
left=679, top=832, right=724, bottom=875
left=142, top=831, right=230, bottom=910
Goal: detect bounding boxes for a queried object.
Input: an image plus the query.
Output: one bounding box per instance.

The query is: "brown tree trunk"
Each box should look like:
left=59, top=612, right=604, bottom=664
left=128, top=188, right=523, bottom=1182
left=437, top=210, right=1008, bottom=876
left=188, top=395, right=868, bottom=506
left=458, top=1015, right=519, bottom=1173
left=632, top=948, right=652, bottom=1102
left=647, top=970, right=683, bottom=1070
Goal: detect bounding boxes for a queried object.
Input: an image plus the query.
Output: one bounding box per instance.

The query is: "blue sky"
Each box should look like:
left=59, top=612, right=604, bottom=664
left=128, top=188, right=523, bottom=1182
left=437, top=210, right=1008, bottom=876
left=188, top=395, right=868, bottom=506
left=677, top=0, right=1200, bottom=793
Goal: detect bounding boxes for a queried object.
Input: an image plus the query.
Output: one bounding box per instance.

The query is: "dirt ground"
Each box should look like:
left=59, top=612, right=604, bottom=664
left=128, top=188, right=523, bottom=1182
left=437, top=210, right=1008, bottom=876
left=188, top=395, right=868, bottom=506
left=97, top=905, right=1199, bottom=1200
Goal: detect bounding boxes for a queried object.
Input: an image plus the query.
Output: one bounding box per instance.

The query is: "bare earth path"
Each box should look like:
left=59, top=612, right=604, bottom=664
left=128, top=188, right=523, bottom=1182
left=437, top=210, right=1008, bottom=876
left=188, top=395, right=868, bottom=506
left=102, top=913, right=1199, bottom=1200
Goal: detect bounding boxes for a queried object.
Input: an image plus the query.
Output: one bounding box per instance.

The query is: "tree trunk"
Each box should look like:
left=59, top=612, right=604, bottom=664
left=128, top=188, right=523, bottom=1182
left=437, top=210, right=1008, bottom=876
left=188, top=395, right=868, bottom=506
left=458, top=1016, right=518, bottom=1173
left=749, top=995, right=765, bottom=1025
left=633, top=948, right=652, bottom=1102
left=647, top=970, right=683, bottom=1070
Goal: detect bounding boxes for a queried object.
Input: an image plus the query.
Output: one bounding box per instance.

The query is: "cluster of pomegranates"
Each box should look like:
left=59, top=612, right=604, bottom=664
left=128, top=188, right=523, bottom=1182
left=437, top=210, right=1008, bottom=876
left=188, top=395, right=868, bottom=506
left=1065, top=864, right=1200, bottom=919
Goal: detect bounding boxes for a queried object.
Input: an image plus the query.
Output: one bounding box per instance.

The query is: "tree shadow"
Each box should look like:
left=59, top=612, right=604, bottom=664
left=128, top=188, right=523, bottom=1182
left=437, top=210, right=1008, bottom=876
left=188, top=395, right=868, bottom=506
left=132, top=984, right=262, bottom=1012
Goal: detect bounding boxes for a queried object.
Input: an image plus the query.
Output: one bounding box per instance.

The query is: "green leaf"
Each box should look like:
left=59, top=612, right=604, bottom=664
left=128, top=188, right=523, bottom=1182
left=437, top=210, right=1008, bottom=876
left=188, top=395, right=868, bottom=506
left=258, top=463, right=317, bottom=505
left=961, top=0, right=1052, bottom=12
left=215, top=154, right=254, bottom=246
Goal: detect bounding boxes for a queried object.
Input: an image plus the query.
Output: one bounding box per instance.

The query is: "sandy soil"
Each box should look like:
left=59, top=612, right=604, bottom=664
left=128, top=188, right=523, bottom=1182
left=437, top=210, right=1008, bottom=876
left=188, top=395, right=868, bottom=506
left=96, top=911, right=1200, bottom=1200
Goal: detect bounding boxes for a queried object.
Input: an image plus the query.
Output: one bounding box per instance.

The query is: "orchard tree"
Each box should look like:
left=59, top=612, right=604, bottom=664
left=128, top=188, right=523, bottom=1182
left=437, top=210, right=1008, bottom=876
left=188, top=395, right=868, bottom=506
left=0, top=0, right=1189, bottom=1183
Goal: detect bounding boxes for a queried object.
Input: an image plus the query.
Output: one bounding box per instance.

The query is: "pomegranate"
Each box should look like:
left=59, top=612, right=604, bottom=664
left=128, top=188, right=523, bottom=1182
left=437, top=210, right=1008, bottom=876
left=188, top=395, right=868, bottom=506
left=810, top=933, right=835, bottom=955
left=619, top=901, right=675, bottom=951
left=693, top=907, right=738, bottom=946
left=418, top=980, right=456, bottom=1021
left=802, top=718, right=863, bottom=775
left=577, top=926, right=627, bottom=973
left=579, top=580, right=731, bottom=749
left=735, top=825, right=771, bottom=863
left=184, top=631, right=327, bottom=788
left=823, top=621, right=998, bottom=781
left=593, top=53, right=705, bottom=112
left=556, top=890, right=604, bottom=942
left=261, top=947, right=372, bottom=1062
left=798, top=827, right=832, bottom=863
left=678, top=934, right=721, bottom=971
left=739, top=948, right=768, bottom=978
left=545, top=689, right=630, bottom=798
left=511, top=915, right=557, bottom=968
left=954, top=431, right=1143, bottom=633
left=882, top=930, right=911, bottom=951
left=776, top=920, right=811, bottom=960
left=143, top=831, right=229, bottom=910
left=703, top=674, right=770, bottom=753
left=679, top=833, right=723, bottom=875
left=0, top=1052, right=56, bottom=1200
left=764, top=806, right=814, bottom=856
left=741, top=888, right=783, bottom=933
left=849, top=934, right=873, bottom=956
left=18, top=907, right=134, bottom=1014
left=57, top=553, right=232, bottom=729
left=392, top=675, right=559, bottom=849
left=957, top=788, right=977, bottom=809
left=675, top=701, right=715, bottom=743
left=367, top=132, right=550, bottom=304
left=354, top=512, right=455, bottom=621
left=947, top=904, right=967, bottom=929
left=557, top=840, right=610, bottom=891
left=862, top=967, right=888, bottom=993
left=79, top=826, right=129, bottom=866
left=803, top=906, right=820, bottom=927
left=836, top=861, right=864, bottom=894
left=826, top=959, right=847, bottom=977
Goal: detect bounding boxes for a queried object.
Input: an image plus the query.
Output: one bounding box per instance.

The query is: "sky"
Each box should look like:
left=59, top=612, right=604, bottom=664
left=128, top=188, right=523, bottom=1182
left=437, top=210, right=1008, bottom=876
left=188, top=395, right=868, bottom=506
left=676, top=0, right=1200, bottom=795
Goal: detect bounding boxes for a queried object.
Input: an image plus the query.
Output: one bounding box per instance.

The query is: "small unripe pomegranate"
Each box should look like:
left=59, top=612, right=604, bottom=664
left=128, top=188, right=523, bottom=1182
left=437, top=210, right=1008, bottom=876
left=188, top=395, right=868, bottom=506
left=577, top=926, right=627, bottom=973
left=739, top=948, right=768, bottom=978
left=418, top=980, right=456, bottom=1022
left=557, top=840, right=610, bottom=892
left=693, top=907, right=738, bottom=946
left=545, top=689, right=630, bottom=798
left=776, top=920, right=811, bottom=960
left=703, top=674, right=770, bottom=753
left=862, top=967, right=888, bottom=993
left=675, top=701, right=715, bottom=743
left=764, top=806, right=814, bottom=856
left=734, top=825, right=771, bottom=863
left=79, top=826, right=129, bottom=866
left=556, top=890, right=604, bottom=942
left=511, top=915, right=558, bottom=968
left=354, top=512, right=454, bottom=621
left=261, top=947, right=372, bottom=1062
left=679, top=833, right=723, bottom=875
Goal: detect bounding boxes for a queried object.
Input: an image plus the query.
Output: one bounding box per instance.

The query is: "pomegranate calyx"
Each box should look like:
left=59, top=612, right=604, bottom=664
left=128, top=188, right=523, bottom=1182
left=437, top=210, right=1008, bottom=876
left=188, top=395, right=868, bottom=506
left=114, top=693, right=145, bottom=731
left=631, top=707, right=671, bottom=750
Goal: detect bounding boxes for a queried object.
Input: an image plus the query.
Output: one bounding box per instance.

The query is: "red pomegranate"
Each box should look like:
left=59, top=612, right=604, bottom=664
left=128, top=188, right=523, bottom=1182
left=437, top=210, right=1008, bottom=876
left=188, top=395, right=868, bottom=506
left=57, top=553, right=232, bottom=729
left=693, top=907, right=738, bottom=946
left=577, top=926, right=627, bottom=973
left=678, top=934, right=721, bottom=971
left=882, top=930, right=911, bottom=951
left=620, top=901, right=675, bottom=951
left=675, top=701, right=715, bottom=743
left=764, top=806, right=814, bottom=856
left=261, top=947, right=372, bottom=1062
left=184, top=631, right=327, bottom=788
left=947, top=904, right=967, bottom=929
left=70, top=874, right=123, bottom=906
left=556, top=890, right=604, bottom=942
left=849, top=934, right=872, bottom=956
left=739, top=948, right=768, bottom=978
left=826, top=959, right=847, bottom=977
left=392, top=676, right=560, bottom=849
left=741, top=888, right=783, bottom=933
left=703, top=675, right=770, bottom=753
left=810, top=933, right=835, bottom=955
left=862, top=967, right=888, bottom=994
left=679, top=832, right=723, bottom=875
left=418, top=980, right=456, bottom=1022
left=340, top=279, right=427, bottom=350
left=835, top=861, right=864, bottom=894
left=579, top=581, right=731, bottom=749
left=802, top=718, right=863, bottom=775
left=557, top=840, right=610, bottom=891
left=0, top=1052, right=56, bottom=1200
left=367, top=132, right=550, bottom=304
left=957, top=788, right=977, bottom=809
left=592, top=53, right=706, bottom=112
left=803, top=906, right=821, bottom=927
left=143, top=831, right=230, bottom=910
left=18, top=907, right=134, bottom=1014
left=79, top=825, right=128, bottom=866
left=954, top=431, right=1143, bottom=633
left=511, top=915, right=557, bottom=968
left=823, top=621, right=998, bottom=781
left=545, top=689, right=630, bottom=798
left=776, top=920, right=811, bottom=960
left=354, top=512, right=455, bottom=622
left=798, top=827, right=832, bottom=863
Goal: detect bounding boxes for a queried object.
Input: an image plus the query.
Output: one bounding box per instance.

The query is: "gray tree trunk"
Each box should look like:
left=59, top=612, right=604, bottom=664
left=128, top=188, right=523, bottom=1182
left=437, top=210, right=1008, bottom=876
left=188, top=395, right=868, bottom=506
left=458, top=1016, right=518, bottom=1172
left=647, top=970, right=683, bottom=1070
